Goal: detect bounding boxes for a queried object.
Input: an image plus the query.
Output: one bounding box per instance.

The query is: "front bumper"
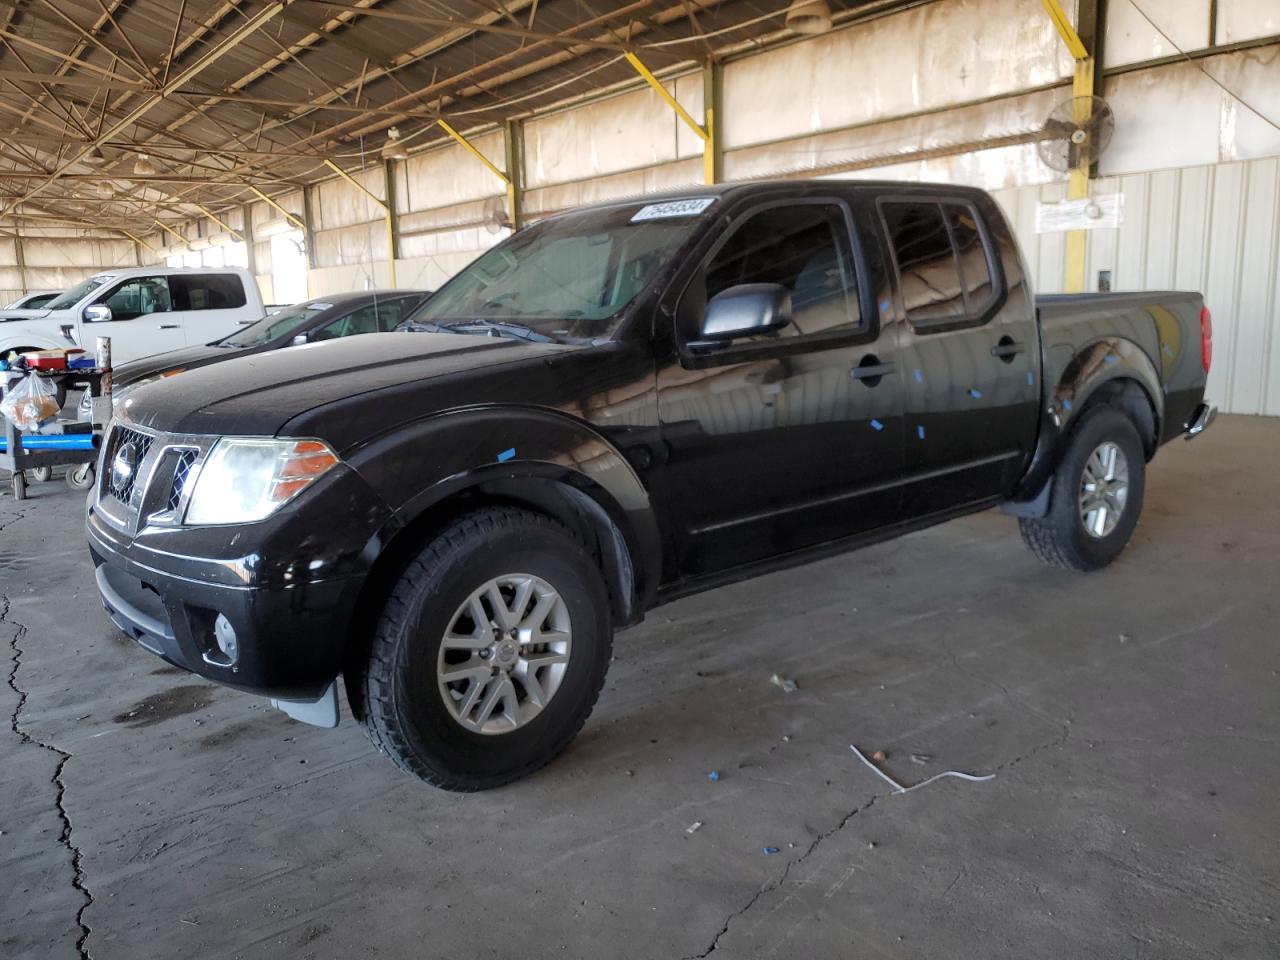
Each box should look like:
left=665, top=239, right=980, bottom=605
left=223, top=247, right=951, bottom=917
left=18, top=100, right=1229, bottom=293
left=87, top=465, right=392, bottom=703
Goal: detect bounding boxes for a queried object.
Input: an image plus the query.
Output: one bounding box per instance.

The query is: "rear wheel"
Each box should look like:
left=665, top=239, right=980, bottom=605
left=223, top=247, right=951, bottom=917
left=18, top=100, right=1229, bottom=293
left=358, top=507, right=613, bottom=790
left=1019, top=407, right=1146, bottom=571
left=27, top=466, right=52, bottom=483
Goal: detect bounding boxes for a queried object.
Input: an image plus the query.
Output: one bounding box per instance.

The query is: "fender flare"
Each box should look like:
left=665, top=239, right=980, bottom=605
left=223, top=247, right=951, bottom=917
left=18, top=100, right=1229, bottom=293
left=348, top=405, right=663, bottom=617
left=0, top=331, right=65, bottom=355
left=1010, top=337, right=1163, bottom=509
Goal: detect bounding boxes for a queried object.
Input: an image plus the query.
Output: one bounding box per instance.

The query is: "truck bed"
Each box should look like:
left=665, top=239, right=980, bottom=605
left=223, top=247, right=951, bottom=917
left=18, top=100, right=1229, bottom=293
left=1035, top=290, right=1207, bottom=445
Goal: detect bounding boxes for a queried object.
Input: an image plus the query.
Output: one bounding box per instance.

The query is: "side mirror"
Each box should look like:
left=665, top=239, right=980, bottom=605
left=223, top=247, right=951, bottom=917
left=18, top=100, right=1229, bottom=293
left=83, top=304, right=112, bottom=323
left=690, top=283, right=792, bottom=350
left=290, top=333, right=308, bottom=347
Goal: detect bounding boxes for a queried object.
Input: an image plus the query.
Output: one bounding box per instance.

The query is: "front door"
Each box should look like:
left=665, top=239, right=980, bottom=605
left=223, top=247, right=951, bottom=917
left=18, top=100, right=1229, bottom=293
left=878, top=196, right=1039, bottom=518
left=82, top=275, right=186, bottom=363
left=656, top=198, right=906, bottom=578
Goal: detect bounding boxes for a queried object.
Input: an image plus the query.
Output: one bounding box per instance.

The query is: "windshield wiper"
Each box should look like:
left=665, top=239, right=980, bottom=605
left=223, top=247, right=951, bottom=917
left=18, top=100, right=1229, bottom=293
left=403, top=318, right=558, bottom=343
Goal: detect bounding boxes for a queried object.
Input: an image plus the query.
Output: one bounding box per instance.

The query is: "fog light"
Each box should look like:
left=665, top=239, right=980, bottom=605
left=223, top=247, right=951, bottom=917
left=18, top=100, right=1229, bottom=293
left=213, top=613, right=239, bottom=663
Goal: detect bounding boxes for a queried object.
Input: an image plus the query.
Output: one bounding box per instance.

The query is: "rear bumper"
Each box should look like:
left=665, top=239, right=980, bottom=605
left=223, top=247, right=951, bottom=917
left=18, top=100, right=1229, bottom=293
left=1185, top=402, right=1217, bottom=439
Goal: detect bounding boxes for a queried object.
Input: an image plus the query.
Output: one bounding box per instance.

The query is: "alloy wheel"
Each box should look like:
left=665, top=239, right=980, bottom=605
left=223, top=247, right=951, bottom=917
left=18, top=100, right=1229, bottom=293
left=1079, top=440, right=1130, bottom=538
left=436, top=574, right=573, bottom=735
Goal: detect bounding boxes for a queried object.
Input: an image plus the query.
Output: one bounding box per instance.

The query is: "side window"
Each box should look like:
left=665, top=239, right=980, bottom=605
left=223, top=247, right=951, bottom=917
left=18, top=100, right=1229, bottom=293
left=170, top=274, right=247, bottom=311
left=944, top=203, right=996, bottom=316
left=99, top=277, right=172, bottom=320
left=881, top=201, right=965, bottom=324
left=312, top=304, right=381, bottom=341
left=687, top=203, right=862, bottom=342
left=372, top=298, right=412, bottom=331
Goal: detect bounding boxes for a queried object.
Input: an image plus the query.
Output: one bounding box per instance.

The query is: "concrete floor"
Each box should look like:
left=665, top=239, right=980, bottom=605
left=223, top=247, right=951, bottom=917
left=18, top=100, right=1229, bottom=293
left=2, top=414, right=1278, bottom=960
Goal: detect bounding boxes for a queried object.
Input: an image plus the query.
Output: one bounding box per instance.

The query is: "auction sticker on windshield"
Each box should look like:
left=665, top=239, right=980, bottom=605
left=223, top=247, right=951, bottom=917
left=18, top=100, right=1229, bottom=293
left=630, top=198, right=716, bottom=222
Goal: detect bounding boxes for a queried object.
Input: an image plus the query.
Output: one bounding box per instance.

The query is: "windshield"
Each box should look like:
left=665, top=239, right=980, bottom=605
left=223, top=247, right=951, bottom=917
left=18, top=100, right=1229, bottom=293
left=46, top=275, right=110, bottom=310
left=412, top=200, right=709, bottom=339
left=218, top=301, right=329, bottom=347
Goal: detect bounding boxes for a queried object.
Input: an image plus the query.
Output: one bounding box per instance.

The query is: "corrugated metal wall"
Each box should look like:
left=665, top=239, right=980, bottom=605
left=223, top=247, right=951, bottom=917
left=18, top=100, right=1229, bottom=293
left=993, top=156, right=1280, bottom=415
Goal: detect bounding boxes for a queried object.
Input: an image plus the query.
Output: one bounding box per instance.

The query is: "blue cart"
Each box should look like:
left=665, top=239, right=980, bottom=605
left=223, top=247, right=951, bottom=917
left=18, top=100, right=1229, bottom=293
left=1, top=368, right=108, bottom=500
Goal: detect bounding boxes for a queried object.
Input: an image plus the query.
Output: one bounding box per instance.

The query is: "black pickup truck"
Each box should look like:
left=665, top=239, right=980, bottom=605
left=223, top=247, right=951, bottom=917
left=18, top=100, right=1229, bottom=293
left=87, top=181, right=1216, bottom=790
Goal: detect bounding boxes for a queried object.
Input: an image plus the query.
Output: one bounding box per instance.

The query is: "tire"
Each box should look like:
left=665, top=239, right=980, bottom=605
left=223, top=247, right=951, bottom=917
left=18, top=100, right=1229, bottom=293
left=1019, top=406, right=1146, bottom=571
left=66, top=462, right=95, bottom=490
left=358, top=507, right=613, bottom=791
left=27, top=465, right=52, bottom=483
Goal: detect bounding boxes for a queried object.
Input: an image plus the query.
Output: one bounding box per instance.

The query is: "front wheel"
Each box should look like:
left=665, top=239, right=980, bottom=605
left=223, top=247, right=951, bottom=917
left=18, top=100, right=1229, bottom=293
left=1019, top=407, right=1146, bottom=571
left=357, top=507, right=613, bottom=791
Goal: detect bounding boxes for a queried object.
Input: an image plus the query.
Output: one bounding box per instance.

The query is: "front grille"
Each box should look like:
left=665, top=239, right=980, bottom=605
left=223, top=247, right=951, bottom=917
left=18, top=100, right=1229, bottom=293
left=105, top=425, right=154, bottom=505
left=167, top=449, right=198, bottom=512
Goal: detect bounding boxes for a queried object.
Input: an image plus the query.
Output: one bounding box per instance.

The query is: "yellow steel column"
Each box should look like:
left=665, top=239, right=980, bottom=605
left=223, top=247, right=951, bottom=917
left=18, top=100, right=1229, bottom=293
left=1064, top=58, right=1095, bottom=293
left=1041, top=0, right=1099, bottom=293
left=702, top=60, right=722, bottom=185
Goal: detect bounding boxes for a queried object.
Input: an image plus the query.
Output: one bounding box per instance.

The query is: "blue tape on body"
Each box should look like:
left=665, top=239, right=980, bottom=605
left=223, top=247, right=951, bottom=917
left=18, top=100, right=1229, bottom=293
left=913, top=368, right=923, bottom=383
left=1104, top=355, right=1118, bottom=364
left=968, top=388, right=982, bottom=399
left=1163, top=344, right=1174, bottom=356
left=497, top=447, right=516, bottom=462
left=879, top=299, right=891, bottom=313
left=917, top=425, right=926, bottom=440
left=869, top=419, right=883, bottom=431
left=1063, top=399, right=1073, bottom=411
left=1026, top=371, right=1034, bottom=386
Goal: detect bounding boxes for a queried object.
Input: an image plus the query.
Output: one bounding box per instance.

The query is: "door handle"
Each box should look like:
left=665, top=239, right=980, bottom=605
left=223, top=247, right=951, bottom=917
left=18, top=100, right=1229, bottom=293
left=850, top=360, right=895, bottom=384
left=991, top=337, right=1024, bottom=362
left=158, top=324, right=179, bottom=329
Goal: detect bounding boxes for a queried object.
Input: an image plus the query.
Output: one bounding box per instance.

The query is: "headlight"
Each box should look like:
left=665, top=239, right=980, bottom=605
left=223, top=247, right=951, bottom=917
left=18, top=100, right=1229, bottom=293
left=185, top=437, right=339, bottom=525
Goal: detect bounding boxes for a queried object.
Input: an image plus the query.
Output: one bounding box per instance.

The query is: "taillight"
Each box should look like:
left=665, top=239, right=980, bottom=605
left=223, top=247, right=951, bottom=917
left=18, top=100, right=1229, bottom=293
left=1200, top=306, right=1213, bottom=374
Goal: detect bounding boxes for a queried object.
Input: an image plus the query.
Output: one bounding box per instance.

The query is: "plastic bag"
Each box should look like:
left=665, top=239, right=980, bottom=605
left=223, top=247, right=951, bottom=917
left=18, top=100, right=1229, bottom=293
left=1, top=373, right=60, bottom=431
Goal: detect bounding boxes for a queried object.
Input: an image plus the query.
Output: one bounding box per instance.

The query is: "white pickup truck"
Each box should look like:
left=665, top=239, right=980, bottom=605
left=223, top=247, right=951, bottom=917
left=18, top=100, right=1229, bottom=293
left=0, top=266, right=267, bottom=365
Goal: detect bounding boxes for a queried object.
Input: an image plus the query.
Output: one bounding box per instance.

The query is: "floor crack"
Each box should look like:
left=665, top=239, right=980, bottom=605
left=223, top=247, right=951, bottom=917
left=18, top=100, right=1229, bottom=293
left=683, top=794, right=881, bottom=959
left=4, top=591, right=94, bottom=959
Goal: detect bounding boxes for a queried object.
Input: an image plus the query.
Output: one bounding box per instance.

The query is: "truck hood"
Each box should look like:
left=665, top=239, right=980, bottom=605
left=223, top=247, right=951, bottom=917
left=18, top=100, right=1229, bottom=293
left=111, top=343, right=239, bottom=388
left=0, top=308, right=53, bottom=321
left=121, top=331, right=571, bottom=438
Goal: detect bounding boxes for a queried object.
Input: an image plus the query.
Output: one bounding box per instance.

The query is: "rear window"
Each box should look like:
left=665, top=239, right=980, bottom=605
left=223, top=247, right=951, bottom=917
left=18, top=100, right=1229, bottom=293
left=944, top=203, right=997, bottom=316
left=881, top=200, right=998, bottom=329
left=170, top=274, right=247, bottom=311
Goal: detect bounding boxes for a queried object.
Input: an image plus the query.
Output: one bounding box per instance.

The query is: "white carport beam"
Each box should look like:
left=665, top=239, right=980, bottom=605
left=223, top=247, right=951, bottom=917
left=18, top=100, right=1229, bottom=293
left=1, top=0, right=292, bottom=215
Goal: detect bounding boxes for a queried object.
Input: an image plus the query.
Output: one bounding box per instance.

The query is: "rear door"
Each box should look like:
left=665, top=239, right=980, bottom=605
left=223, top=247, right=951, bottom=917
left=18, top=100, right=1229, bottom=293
left=879, top=195, right=1039, bottom=518
left=656, top=196, right=906, bottom=577
left=170, top=273, right=253, bottom=345
left=83, top=275, right=185, bottom=362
